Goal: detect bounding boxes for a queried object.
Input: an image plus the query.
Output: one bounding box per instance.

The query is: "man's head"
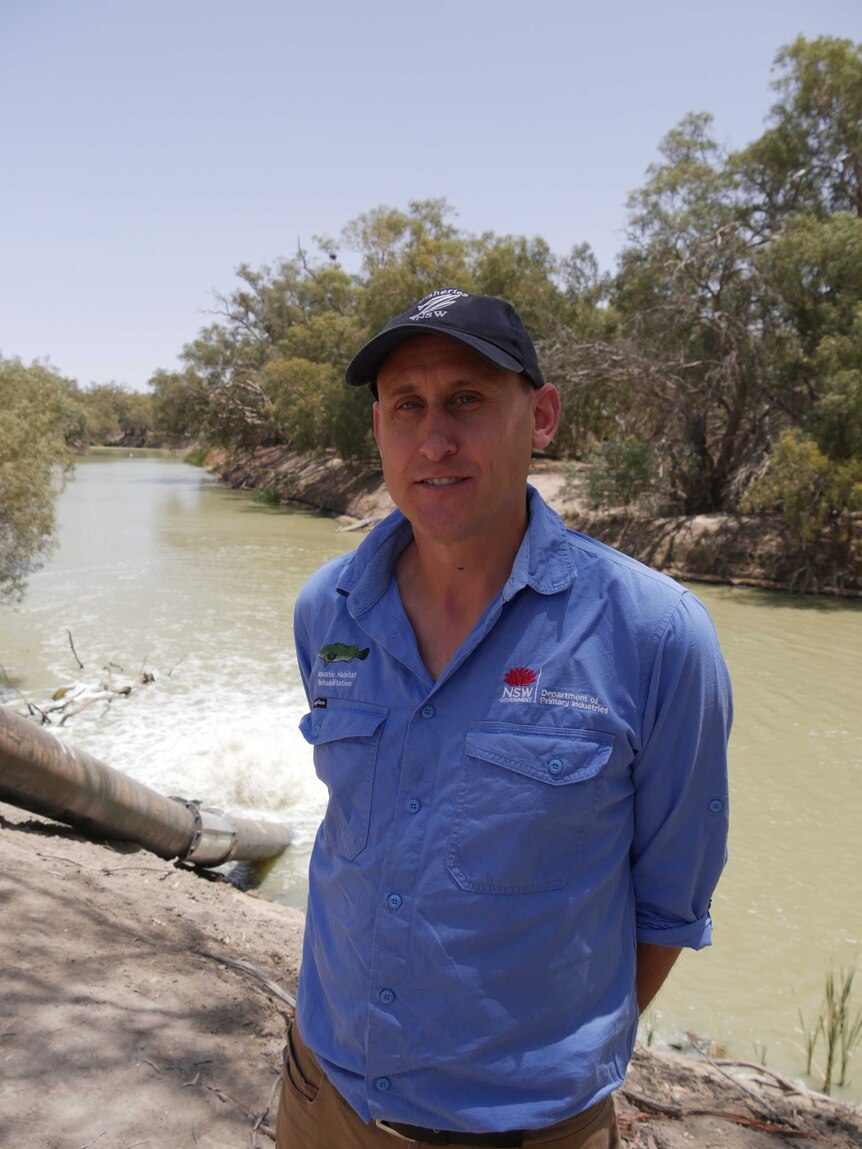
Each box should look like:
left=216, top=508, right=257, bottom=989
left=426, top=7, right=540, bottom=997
left=346, top=291, right=560, bottom=551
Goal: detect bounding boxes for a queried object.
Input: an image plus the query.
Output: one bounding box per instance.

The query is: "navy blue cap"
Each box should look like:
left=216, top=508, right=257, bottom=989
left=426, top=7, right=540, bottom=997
left=344, top=289, right=545, bottom=390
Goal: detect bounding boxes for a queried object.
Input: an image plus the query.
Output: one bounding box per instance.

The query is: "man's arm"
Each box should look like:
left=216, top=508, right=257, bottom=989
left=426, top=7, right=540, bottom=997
left=631, top=595, right=732, bottom=956
left=636, top=943, right=682, bottom=1012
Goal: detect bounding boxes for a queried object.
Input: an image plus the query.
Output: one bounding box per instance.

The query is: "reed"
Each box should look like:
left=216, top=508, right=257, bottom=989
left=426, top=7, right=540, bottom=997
left=838, top=970, right=862, bottom=1088
left=801, top=965, right=862, bottom=1094
left=798, top=1004, right=823, bottom=1076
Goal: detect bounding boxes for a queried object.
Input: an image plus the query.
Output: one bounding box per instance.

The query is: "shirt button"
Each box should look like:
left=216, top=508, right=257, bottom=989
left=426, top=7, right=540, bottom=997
left=375, top=1077, right=391, bottom=1092
left=379, top=988, right=395, bottom=1005
left=406, top=798, right=421, bottom=815
left=420, top=704, right=435, bottom=719
left=312, top=724, right=321, bottom=737
left=548, top=757, right=564, bottom=776
left=709, top=798, right=725, bottom=813
left=386, top=893, right=403, bottom=910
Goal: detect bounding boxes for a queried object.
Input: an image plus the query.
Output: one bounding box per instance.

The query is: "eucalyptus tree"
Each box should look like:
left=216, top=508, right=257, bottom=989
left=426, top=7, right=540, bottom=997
left=0, top=358, right=78, bottom=604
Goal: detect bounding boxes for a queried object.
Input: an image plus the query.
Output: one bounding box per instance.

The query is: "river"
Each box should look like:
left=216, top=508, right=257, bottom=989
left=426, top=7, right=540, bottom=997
left=2, top=450, right=861, bottom=1098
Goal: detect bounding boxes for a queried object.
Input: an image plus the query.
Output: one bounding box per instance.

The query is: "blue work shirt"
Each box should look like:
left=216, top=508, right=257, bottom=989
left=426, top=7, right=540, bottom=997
left=293, top=486, right=731, bottom=1134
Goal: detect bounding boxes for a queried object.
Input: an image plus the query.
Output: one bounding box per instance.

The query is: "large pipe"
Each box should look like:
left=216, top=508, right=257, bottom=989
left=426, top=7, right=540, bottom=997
left=0, top=706, right=291, bottom=866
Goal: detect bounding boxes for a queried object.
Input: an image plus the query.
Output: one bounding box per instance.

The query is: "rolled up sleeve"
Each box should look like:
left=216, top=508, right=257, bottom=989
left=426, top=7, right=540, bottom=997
left=631, top=592, right=732, bottom=950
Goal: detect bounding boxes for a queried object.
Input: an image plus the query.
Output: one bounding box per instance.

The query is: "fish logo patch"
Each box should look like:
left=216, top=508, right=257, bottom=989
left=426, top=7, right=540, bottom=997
left=317, top=643, right=370, bottom=666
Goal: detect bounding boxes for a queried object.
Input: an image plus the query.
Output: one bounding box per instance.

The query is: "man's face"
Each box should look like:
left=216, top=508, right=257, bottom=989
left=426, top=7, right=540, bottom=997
left=373, top=335, right=559, bottom=549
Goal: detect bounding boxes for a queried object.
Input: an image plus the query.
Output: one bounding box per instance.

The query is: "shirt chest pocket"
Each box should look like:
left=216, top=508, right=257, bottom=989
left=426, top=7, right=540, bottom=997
left=446, top=724, right=614, bottom=894
left=300, top=700, right=388, bottom=860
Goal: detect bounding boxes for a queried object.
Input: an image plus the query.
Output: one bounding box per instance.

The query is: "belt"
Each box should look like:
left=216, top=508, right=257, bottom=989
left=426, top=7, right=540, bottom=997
left=375, top=1120, right=524, bottom=1146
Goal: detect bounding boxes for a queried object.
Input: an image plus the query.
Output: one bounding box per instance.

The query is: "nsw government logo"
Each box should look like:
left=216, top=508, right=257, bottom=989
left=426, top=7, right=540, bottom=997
left=500, top=666, right=541, bottom=703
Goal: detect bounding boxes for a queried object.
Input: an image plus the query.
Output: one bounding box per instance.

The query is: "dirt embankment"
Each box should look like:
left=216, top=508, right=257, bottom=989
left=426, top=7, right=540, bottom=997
left=207, top=446, right=861, bottom=596
left=2, top=801, right=861, bottom=1148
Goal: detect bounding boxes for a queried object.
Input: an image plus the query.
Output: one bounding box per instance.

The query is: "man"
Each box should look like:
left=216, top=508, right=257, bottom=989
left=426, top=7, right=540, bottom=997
left=278, top=289, right=732, bottom=1148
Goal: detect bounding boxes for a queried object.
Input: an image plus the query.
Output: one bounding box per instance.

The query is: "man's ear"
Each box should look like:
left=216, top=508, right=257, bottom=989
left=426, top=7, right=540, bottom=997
left=373, top=401, right=381, bottom=449
left=531, top=384, right=561, bottom=451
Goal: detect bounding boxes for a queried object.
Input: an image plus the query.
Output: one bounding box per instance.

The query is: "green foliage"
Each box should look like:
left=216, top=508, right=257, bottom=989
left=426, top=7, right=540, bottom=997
left=0, top=357, right=78, bottom=603
left=586, top=438, right=657, bottom=510
left=742, top=430, right=861, bottom=543
left=741, top=35, right=862, bottom=225
left=472, top=233, right=570, bottom=338
left=151, top=368, right=211, bottom=442
left=183, top=447, right=208, bottom=466
left=741, top=430, right=862, bottom=589
left=252, top=487, right=281, bottom=506
left=344, top=199, right=476, bottom=333
left=75, top=383, right=154, bottom=443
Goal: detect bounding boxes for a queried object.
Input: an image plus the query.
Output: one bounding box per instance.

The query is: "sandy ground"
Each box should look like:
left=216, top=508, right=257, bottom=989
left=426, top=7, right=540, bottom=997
left=2, top=800, right=861, bottom=1149
left=0, top=801, right=303, bottom=1149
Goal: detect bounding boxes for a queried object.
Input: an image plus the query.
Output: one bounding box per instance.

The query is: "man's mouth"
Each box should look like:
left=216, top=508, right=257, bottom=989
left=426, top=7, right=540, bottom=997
left=419, top=477, right=465, bottom=487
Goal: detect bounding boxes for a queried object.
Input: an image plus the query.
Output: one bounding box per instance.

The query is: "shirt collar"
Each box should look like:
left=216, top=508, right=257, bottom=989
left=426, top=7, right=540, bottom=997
left=337, top=485, right=577, bottom=618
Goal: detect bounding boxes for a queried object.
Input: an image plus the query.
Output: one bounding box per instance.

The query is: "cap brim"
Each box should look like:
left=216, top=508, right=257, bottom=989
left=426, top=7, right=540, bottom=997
left=344, top=324, right=529, bottom=388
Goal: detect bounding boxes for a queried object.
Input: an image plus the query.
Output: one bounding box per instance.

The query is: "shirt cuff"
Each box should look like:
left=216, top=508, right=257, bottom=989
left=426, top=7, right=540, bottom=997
left=636, top=913, right=713, bottom=951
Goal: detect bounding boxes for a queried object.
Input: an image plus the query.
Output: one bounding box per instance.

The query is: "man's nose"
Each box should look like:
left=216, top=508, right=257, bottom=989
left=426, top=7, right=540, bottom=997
left=418, top=410, right=457, bottom=461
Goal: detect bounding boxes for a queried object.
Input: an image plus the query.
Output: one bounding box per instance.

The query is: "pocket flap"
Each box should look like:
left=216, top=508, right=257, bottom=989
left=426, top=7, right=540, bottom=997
left=464, top=726, right=613, bottom=785
left=300, top=700, right=388, bottom=745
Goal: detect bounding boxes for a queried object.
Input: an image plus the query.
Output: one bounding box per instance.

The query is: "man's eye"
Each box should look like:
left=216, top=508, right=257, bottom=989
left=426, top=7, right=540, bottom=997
left=453, top=393, right=480, bottom=405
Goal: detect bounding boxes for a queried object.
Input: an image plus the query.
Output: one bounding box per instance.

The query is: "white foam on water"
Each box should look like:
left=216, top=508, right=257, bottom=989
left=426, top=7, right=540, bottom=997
left=46, top=675, right=326, bottom=833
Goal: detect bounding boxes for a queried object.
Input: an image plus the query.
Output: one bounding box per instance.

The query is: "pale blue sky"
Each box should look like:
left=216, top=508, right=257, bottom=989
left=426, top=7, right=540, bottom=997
left=1, top=0, right=860, bottom=392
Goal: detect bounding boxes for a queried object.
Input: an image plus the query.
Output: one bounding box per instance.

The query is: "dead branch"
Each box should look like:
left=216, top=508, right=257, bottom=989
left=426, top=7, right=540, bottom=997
left=686, top=1034, right=796, bottom=1126
left=250, top=1072, right=282, bottom=1148
left=621, top=1090, right=829, bottom=1139
left=58, top=692, right=117, bottom=725
left=135, top=1057, right=162, bottom=1077
left=197, top=949, right=296, bottom=1009
left=37, top=852, right=98, bottom=870
left=67, top=630, right=84, bottom=670
left=76, top=1132, right=106, bottom=1149
left=203, top=1083, right=255, bottom=1120
left=711, top=1059, right=840, bottom=1105
left=620, top=1088, right=682, bottom=1117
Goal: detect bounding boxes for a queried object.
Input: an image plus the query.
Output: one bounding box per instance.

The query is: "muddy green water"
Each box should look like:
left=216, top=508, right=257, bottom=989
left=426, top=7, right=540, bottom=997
left=2, top=450, right=860, bottom=1097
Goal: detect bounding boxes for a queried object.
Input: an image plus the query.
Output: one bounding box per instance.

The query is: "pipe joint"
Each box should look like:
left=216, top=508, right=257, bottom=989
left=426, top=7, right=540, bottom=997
left=174, top=800, right=238, bottom=866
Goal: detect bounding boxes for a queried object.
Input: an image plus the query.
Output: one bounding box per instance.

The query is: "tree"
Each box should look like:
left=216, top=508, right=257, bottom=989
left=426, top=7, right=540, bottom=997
left=472, top=232, right=570, bottom=338
left=0, top=358, right=77, bottom=603
left=757, top=211, right=862, bottom=452
left=343, top=199, right=475, bottom=333
left=76, top=383, right=154, bottom=443
left=149, top=367, right=211, bottom=441
left=557, top=114, right=783, bottom=512
left=741, top=36, right=862, bottom=230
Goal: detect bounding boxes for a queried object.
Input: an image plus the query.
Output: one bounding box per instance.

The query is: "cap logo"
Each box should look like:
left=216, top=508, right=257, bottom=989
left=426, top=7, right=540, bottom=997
left=410, top=289, right=468, bottom=321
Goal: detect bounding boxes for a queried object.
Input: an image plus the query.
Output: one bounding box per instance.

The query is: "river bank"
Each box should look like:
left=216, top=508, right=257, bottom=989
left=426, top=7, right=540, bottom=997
left=2, top=798, right=861, bottom=1148
left=205, top=445, right=862, bottom=596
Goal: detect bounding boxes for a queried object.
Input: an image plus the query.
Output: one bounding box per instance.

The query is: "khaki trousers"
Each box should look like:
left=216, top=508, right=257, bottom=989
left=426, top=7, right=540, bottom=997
left=276, top=1020, right=620, bottom=1149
